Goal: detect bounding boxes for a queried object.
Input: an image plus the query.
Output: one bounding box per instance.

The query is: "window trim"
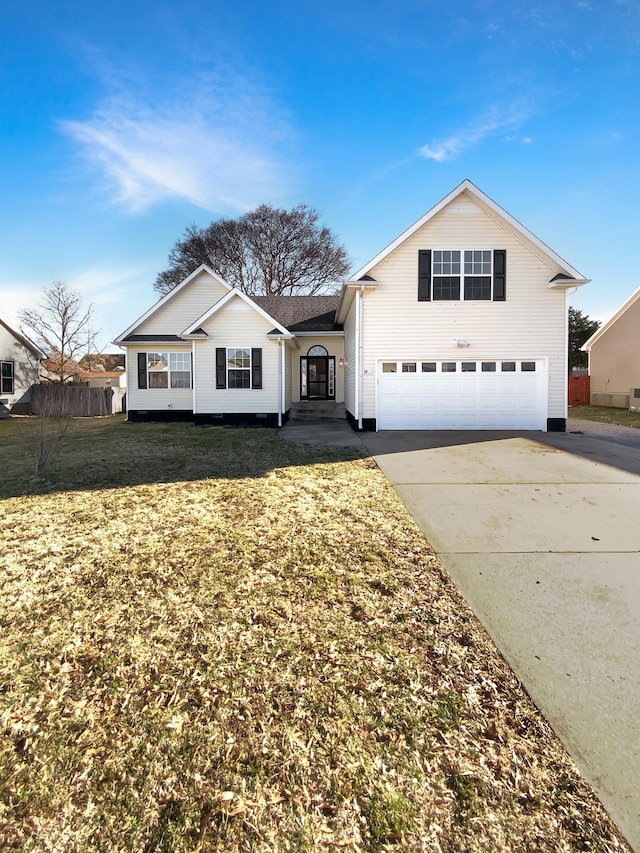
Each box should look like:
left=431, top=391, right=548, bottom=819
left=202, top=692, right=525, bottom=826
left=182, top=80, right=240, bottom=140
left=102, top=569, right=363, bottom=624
left=1, top=360, right=14, bottom=394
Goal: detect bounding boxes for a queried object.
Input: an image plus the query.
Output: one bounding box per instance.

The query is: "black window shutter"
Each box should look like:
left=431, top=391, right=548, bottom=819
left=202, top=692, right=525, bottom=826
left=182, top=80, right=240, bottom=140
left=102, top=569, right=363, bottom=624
left=216, top=348, right=227, bottom=389
left=137, top=353, right=147, bottom=389
left=418, top=250, right=431, bottom=301
left=251, top=348, right=262, bottom=389
left=493, top=250, right=506, bottom=301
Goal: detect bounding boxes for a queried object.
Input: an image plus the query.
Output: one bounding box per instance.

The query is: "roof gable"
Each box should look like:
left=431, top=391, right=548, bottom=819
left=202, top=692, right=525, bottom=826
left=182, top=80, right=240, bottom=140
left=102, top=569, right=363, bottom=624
left=182, top=288, right=291, bottom=337
left=0, top=316, right=46, bottom=359
left=581, top=285, right=640, bottom=351
left=349, top=180, right=589, bottom=287
left=114, top=265, right=230, bottom=344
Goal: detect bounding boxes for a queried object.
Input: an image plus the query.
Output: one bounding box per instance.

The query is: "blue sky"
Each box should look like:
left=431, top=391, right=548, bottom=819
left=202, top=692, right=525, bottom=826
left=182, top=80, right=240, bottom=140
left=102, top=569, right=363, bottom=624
left=1, top=0, right=639, bottom=351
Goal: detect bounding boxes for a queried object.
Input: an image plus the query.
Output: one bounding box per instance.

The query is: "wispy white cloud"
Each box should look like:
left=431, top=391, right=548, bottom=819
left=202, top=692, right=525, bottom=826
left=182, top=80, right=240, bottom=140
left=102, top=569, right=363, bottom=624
left=60, top=72, right=295, bottom=214
left=418, top=103, right=533, bottom=162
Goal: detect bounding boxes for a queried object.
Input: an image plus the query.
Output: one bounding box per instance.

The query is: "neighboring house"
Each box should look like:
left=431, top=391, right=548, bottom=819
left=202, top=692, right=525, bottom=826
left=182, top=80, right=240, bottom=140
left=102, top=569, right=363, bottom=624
left=0, top=316, right=45, bottom=411
left=581, top=285, right=640, bottom=408
left=79, top=353, right=126, bottom=373
left=41, top=353, right=81, bottom=383
left=115, top=180, right=589, bottom=432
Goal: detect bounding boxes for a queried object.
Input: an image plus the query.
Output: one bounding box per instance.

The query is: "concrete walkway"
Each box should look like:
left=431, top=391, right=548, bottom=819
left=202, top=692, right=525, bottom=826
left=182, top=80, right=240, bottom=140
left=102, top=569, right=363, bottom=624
left=281, top=421, right=640, bottom=850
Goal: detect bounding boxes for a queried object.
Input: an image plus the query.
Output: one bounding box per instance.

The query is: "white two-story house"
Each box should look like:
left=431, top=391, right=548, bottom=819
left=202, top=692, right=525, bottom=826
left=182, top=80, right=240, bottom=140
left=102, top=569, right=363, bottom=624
left=116, top=180, right=589, bottom=432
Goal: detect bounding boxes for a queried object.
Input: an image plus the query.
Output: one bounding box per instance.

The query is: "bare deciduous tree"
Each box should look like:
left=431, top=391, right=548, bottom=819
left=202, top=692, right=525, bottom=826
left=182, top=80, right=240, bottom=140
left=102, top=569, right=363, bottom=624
left=19, top=282, right=97, bottom=382
left=155, top=204, right=351, bottom=297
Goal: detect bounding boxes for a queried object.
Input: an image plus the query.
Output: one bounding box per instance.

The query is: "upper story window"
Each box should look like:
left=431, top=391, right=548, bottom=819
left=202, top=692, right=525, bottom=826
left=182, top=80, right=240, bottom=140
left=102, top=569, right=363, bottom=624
left=418, top=249, right=506, bottom=303
left=137, top=352, right=192, bottom=389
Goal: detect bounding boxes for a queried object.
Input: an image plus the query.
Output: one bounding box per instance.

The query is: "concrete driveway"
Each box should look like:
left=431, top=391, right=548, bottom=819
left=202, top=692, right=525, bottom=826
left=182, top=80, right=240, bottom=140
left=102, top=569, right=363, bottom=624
left=359, top=428, right=640, bottom=851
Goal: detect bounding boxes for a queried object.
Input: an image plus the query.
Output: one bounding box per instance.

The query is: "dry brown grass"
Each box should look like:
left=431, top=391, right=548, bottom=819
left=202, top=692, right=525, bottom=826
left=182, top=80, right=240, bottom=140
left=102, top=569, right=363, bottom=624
left=569, top=406, right=640, bottom=428
left=0, top=417, right=629, bottom=851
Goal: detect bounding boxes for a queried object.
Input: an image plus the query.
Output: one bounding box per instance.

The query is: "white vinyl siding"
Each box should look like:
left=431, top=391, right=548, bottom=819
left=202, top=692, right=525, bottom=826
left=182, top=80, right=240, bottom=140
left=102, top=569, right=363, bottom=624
left=127, top=345, right=193, bottom=411
left=135, top=270, right=230, bottom=336
left=194, top=298, right=279, bottom=413
left=0, top=323, right=40, bottom=406
left=360, top=193, right=567, bottom=425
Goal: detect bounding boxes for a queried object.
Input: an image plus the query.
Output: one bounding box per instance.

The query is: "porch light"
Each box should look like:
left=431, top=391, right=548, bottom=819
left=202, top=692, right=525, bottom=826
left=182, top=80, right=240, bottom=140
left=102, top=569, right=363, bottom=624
left=338, top=357, right=347, bottom=367
left=456, top=340, right=471, bottom=348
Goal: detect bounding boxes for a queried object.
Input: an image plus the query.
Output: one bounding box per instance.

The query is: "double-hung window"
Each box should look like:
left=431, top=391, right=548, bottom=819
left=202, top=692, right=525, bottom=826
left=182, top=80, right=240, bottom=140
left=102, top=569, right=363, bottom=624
left=1, top=361, right=14, bottom=394
left=418, top=249, right=506, bottom=302
left=138, top=352, right=192, bottom=389
left=227, top=348, right=251, bottom=389
left=216, top=347, right=262, bottom=390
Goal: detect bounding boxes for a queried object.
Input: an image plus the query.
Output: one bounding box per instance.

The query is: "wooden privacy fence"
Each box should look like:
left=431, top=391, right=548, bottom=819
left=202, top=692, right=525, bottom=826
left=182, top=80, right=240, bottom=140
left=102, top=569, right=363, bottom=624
left=568, top=375, right=590, bottom=407
left=30, top=383, right=114, bottom=417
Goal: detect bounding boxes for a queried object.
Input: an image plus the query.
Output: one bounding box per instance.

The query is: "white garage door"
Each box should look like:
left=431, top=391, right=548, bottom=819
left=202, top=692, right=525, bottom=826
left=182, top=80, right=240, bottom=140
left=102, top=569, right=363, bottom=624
left=377, top=359, right=547, bottom=430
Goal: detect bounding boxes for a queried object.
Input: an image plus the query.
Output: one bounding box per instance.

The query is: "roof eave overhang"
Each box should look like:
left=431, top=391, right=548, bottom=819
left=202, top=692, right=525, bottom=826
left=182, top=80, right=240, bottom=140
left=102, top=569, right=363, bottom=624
left=289, top=330, right=344, bottom=336
left=266, top=331, right=298, bottom=351
left=336, top=280, right=378, bottom=324
left=115, top=336, right=190, bottom=346
left=548, top=276, right=591, bottom=291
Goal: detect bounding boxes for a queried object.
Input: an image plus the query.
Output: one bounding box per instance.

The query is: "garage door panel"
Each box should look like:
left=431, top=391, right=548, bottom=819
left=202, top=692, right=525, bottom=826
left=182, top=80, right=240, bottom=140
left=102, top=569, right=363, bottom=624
left=378, top=359, right=546, bottom=430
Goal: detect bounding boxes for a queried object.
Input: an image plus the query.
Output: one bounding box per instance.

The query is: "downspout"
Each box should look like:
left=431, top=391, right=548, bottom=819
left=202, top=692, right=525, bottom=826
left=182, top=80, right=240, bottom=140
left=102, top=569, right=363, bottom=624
left=356, top=284, right=364, bottom=430
left=278, top=338, right=285, bottom=427
left=563, top=292, right=569, bottom=424
left=192, top=340, right=197, bottom=415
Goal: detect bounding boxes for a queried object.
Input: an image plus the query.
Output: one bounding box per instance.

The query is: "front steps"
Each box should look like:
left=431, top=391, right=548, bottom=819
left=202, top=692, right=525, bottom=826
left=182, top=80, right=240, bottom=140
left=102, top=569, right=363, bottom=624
left=288, top=401, right=347, bottom=423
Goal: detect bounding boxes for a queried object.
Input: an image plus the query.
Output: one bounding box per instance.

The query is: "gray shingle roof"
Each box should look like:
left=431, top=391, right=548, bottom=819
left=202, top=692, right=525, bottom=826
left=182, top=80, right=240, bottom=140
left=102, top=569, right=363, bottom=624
left=253, top=295, right=342, bottom=332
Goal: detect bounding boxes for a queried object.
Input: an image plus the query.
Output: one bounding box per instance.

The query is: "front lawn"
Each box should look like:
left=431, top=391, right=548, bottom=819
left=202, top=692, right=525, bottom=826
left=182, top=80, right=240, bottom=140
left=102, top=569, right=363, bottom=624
left=569, top=405, right=640, bottom=428
left=0, top=417, right=629, bottom=851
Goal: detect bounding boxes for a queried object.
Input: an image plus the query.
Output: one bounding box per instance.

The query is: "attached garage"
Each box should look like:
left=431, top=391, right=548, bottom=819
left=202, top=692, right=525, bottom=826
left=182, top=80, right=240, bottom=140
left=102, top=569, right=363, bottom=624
left=377, top=359, right=548, bottom=430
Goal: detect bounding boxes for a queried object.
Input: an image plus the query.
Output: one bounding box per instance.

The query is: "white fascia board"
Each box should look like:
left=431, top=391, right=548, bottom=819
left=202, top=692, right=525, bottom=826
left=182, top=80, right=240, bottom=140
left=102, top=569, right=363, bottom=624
left=291, top=330, right=345, bottom=337
left=581, top=284, right=640, bottom=351
left=349, top=179, right=589, bottom=284
left=114, top=264, right=230, bottom=343
left=266, top=332, right=298, bottom=351
left=336, top=280, right=377, bottom=324
left=182, top=288, right=290, bottom=337
left=548, top=276, right=591, bottom=290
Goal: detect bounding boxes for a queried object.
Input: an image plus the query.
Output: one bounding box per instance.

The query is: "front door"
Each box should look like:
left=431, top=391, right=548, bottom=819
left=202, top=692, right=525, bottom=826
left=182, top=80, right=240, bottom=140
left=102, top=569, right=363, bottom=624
left=308, top=356, right=328, bottom=399
left=300, top=346, right=335, bottom=400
